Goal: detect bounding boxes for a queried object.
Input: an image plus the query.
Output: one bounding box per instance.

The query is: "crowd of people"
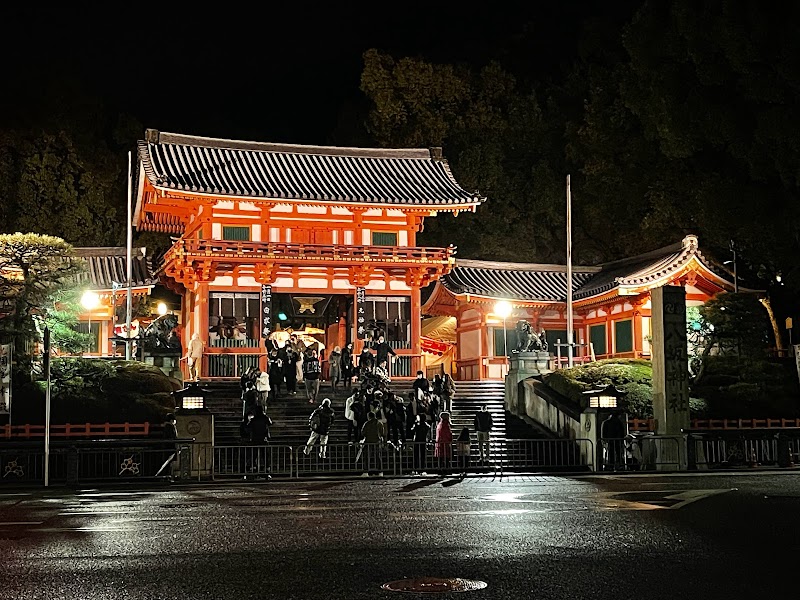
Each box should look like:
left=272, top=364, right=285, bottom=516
left=236, top=335, right=494, bottom=477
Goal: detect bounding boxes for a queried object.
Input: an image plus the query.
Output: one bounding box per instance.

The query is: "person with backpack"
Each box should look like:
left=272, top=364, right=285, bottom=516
left=302, top=348, right=322, bottom=404
left=303, top=398, right=335, bottom=459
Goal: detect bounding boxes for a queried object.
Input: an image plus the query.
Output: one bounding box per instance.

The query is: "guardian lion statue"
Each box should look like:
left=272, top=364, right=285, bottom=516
left=512, top=320, right=548, bottom=353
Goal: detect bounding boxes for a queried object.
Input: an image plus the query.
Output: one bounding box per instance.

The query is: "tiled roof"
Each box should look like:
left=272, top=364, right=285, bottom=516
left=137, top=130, right=484, bottom=207
left=440, top=236, right=735, bottom=303
left=442, top=259, right=599, bottom=303
left=73, top=247, right=156, bottom=291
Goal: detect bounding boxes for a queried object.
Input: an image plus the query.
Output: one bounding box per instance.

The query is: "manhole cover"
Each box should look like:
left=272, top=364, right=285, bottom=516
left=382, top=577, right=488, bottom=593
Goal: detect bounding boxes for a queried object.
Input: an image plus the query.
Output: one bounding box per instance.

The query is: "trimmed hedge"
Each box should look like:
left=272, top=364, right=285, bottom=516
left=10, top=358, right=181, bottom=425
left=542, top=358, right=707, bottom=419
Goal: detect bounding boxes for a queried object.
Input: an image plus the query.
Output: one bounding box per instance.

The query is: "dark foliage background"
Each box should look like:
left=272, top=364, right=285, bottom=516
left=1, top=1, right=797, bottom=337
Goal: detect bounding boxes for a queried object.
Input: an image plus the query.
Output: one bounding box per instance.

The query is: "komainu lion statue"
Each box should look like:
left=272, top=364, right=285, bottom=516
left=512, top=320, right=548, bottom=353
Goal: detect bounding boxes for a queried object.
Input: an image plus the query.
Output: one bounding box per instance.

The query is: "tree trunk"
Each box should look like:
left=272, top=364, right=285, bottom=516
left=759, top=297, right=784, bottom=353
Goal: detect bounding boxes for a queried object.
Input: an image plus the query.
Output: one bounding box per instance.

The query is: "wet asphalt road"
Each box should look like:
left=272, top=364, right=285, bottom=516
left=1, top=472, right=799, bottom=600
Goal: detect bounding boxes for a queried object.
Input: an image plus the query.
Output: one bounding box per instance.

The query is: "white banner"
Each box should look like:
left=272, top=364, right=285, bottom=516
left=0, top=343, right=11, bottom=416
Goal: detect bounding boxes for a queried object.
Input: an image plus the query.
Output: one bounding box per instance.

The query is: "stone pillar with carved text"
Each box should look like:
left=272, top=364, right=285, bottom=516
left=651, top=286, right=690, bottom=469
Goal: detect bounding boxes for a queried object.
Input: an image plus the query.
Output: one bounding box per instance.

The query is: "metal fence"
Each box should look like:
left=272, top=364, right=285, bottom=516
left=1, top=440, right=191, bottom=485
left=497, top=439, right=595, bottom=473
left=599, top=435, right=683, bottom=472
left=214, top=445, right=293, bottom=478
left=6, top=432, right=800, bottom=486
left=688, top=430, right=800, bottom=469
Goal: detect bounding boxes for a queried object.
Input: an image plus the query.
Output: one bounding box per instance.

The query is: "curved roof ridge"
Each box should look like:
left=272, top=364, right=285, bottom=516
left=151, top=130, right=432, bottom=159
left=456, top=258, right=600, bottom=273
left=597, top=235, right=698, bottom=270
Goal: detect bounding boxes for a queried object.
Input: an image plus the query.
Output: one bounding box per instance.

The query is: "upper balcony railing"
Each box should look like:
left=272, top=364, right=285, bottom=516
left=164, top=239, right=454, bottom=266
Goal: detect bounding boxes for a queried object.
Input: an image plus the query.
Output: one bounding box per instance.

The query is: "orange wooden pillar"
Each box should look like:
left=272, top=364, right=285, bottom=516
left=410, top=287, right=422, bottom=375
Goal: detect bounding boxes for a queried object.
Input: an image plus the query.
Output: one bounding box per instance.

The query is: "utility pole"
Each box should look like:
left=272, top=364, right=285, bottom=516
left=729, top=240, right=738, bottom=293
left=126, top=150, right=133, bottom=360
left=566, top=175, right=574, bottom=368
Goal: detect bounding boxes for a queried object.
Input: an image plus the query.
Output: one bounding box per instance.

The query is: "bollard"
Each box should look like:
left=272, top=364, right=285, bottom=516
left=777, top=434, right=791, bottom=468
left=66, top=446, right=79, bottom=487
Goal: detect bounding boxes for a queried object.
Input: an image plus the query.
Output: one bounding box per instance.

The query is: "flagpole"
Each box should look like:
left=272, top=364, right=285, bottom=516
left=44, top=326, right=51, bottom=487
left=126, top=150, right=133, bottom=361
left=566, top=175, right=574, bottom=368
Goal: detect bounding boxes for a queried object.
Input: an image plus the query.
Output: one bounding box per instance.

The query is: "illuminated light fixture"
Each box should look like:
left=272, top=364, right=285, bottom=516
left=157, top=302, right=168, bottom=316
left=278, top=312, right=288, bottom=320
left=81, top=291, right=100, bottom=311
left=494, top=300, right=512, bottom=319
left=583, top=384, right=626, bottom=409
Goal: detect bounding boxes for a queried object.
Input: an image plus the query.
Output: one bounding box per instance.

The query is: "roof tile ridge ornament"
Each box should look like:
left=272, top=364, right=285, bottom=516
left=614, top=234, right=701, bottom=287
left=147, top=128, right=431, bottom=159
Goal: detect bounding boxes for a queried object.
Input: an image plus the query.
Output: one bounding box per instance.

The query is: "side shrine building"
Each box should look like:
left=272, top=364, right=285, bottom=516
left=134, top=130, right=484, bottom=379
left=422, top=235, right=742, bottom=380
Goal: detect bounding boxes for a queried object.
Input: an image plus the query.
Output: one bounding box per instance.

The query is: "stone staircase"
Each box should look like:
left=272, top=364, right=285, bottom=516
left=204, top=378, right=548, bottom=455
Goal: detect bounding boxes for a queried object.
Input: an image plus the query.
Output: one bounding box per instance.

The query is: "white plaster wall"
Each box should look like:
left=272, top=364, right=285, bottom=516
left=297, top=278, right=330, bottom=289
left=215, top=200, right=235, bottom=210
left=285, top=229, right=291, bottom=242
left=331, top=207, right=351, bottom=216
left=332, top=230, right=338, bottom=244
left=210, top=276, right=234, bottom=286
left=298, top=205, right=327, bottom=214
left=399, top=231, right=408, bottom=246
left=332, top=280, right=353, bottom=290
left=212, top=223, right=222, bottom=239
left=366, top=279, right=386, bottom=290
left=364, top=209, right=382, bottom=216
left=273, top=277, right=294, bottom=288
left=389, top=280, right=411, bottom=291
left=239, top=201, right=259, bottom=212
left=460, top=329, right=481, bottom=359
left=237, top=276, right=259, bottom=287
left=270, top=227, right=280, bottom=242
left=270, top=205, right=292, bottom=213
left=344, top=231, right=354, bottom=245
left=362, top=230, right=370, bottom=245
left=251, top=224, right=261, bottom=242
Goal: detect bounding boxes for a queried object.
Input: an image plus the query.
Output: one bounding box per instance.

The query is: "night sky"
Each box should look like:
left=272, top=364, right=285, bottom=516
left=2, top=2, right=642, bottom=146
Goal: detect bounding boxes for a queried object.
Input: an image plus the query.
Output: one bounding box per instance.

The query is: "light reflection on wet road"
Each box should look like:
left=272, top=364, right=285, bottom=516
left=1, top=472, right=799, bottom=599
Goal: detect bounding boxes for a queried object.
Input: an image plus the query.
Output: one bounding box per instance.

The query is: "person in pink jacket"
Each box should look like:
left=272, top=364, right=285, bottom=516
left=434, top=412, right=453, bottom=475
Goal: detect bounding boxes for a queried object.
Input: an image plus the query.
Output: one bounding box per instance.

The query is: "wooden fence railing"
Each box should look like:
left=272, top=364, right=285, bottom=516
left=628, top=418, right=800, bottom=432
left=1, top=423, right=153, bottom=439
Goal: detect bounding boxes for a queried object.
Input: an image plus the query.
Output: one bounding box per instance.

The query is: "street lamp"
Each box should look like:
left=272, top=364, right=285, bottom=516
left=494, top=300, right=513, bottom=376
left=157, top=302, right=168, bottom=316
left=81, top=290, right=100, bottom=353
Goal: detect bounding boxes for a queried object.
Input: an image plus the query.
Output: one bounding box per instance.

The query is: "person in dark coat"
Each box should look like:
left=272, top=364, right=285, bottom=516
left=268, top=349, right=284, bottom=401
left=340, top=342, right=354, bottom=388
left=248, top=406, right=273, bottom=479
left=303, top=398, right=335, bottom=458
left=410, top=413, right=431, bottom=475
left=283, top=344, right=298, bottom=396
left=358, top=347, right=375, bottom=378
left=373, top=335, right=396, bottom=372
left=393, top=394, right=407, bottom=446
left=600, top=412, right=626, bottom=471
left=474, top=405, right=494, bottom=464
left=242, top=381, right=259, bottom=418
left=412, top=371, right=430, bottom=401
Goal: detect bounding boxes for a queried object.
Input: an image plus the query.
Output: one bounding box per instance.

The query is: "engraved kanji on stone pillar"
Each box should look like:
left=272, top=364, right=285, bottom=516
left=651, top=286, right=690, bottom=436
